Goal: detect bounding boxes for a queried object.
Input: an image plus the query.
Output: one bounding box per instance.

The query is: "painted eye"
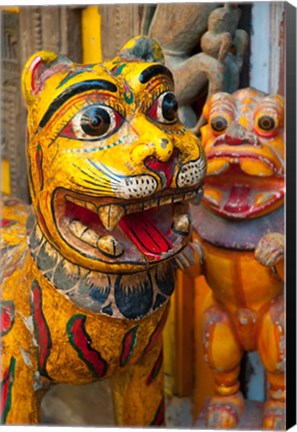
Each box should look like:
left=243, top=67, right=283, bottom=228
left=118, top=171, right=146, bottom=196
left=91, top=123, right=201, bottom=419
left=61, top=105, right=124, bottom=140
left=80, top=107, right=111, bottom=136
left=210, top=116, right=228, bottom=132
left=148, top=91, right=178, bottom=124
left=257, top=115, right=276, bottom=131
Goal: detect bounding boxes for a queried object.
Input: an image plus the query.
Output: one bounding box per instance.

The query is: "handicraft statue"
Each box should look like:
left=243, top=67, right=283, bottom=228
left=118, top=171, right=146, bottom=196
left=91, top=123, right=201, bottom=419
left=190, top=88, right=285, bottom=429
left=0, top=36, right=206, bottom=425
left=142, top=3, right=248, bottom=132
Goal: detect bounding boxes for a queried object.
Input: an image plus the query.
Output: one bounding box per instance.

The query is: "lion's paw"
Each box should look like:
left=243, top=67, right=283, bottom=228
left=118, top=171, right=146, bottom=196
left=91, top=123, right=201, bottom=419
left=255, top=233, right=284, bottom=267
left=262, top=400, right=285, bottom=430
left=205, top=392, right=244, bottom=429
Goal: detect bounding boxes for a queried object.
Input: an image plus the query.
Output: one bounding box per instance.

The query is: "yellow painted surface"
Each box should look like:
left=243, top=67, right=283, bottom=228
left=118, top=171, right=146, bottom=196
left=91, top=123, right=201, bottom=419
left=81, top=7, right=194, bottom=398
left=1, top=159, right=11, bottom=195
left=193, top=276, right=215, bottom=419
left=1, top=7, right=19, bottom=13
left=163, top=291, right=176, bottom=395
left=82, top=6, right=102, bottom=64
left=1, top=36, right=206, bottom=425
left=173, top=270, right=194, bottom=396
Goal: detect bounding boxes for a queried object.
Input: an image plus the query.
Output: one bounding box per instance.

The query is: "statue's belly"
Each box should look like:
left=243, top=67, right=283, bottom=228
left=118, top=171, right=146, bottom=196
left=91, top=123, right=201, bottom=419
left=202, top=240, right=283, bottom=312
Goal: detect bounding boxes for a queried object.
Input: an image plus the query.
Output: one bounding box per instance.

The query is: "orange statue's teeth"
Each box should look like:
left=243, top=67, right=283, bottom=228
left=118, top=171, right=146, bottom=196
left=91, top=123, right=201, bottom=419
left=207, top=159, right=229, bottom=175
left=239, top=158, right=274, bottom=176
left=255, top=191, right=279, bottom=207
left=203, top=188, right=223, bottom=207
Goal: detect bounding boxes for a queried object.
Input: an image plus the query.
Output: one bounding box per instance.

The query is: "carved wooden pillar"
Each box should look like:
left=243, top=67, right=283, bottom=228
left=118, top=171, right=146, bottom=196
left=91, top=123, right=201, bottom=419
left=19, top=6, right=82, bottom=69
left=1, top=11, right=27, bottom=200
left=1, top=7, right=82, bottom=201
left=98, top=5, right=144, bottom=60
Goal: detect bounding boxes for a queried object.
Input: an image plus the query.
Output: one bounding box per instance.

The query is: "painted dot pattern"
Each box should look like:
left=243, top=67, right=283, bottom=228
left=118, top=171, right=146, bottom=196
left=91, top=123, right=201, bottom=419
left=176, top=157, right=206, bottom=188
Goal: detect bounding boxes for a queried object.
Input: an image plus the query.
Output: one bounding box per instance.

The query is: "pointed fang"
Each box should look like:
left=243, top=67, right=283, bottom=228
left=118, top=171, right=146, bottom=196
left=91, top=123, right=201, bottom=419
left=97, top=235, right=124, bottom=258
left=98, top=205, right=125, bottom=231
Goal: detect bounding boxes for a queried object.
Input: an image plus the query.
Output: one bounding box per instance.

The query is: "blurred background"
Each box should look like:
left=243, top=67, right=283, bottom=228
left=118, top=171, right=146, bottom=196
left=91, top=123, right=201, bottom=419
left=0, top=3, right=285, bottom=427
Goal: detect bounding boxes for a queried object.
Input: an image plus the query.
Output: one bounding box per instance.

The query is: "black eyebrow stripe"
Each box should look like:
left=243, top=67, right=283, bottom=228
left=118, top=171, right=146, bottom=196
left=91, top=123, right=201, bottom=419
left=139, top=65, right=173, bottom=84
left=39, top=80, right=117, bottom=129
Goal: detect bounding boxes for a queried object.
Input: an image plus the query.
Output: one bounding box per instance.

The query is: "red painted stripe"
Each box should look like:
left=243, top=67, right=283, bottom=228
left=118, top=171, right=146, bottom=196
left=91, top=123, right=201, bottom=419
left=150, top=398, right=165, bottom=426
left=143, top=306, right=169, bottom=356
left=146, top=348, right=163, bottom=385
left=0, top=301, right=15, bottom=336
left=67, top=314, right=108, bottom=378
left=0, top=219, right=15, bottom=228
left=31, top=281, right=52, bottom=377
left=120, top=326, right=138, bottom=367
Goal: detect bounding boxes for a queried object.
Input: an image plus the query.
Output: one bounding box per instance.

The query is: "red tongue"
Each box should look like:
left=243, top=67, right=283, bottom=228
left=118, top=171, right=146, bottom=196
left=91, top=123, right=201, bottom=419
left=224, top=185, right=251, bottom=213
left=119, top=213, right=173, bottom=259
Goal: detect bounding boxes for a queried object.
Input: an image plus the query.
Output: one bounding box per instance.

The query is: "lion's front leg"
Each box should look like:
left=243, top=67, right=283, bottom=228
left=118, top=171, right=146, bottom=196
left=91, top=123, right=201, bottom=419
left=110, top=336, right=165, bottom=426
left=1, top=355, right=48, bottom=424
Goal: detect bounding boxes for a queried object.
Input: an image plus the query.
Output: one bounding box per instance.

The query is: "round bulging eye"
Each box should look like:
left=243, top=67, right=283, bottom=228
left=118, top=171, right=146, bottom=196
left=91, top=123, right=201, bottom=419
left=257, top=115, right=276, bottom=131
left=148, top=91, right=178, bottom=124
left=80, top=107, right=111, bottom=137
left=210, top=116, right=228, bottom=132
left=162, top=92, right=178, bottom=122
left=64, top=104, right=124, bottom=141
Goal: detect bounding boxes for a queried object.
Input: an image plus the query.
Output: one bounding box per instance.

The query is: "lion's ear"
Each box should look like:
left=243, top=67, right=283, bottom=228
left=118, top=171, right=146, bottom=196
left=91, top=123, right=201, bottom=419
left=119, top=36, right=165, bottom=64
left=22, top=51, right=72, bottom=105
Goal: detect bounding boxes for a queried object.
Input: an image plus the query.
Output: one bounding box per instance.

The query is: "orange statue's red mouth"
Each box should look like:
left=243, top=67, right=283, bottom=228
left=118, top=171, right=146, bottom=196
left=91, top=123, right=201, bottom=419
left=52, top=186, right=203, bottom=266
left=203, top=162, right=284, bottom=219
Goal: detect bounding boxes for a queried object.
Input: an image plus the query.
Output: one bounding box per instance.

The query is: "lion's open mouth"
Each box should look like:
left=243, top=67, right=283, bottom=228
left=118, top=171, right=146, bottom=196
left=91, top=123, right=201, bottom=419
left=53, top=186, right=203, bottom=265
left=203, top=163, right=284, bottom=219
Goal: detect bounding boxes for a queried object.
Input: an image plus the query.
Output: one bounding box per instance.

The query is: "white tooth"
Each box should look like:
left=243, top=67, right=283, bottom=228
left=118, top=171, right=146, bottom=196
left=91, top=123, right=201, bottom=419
left=125, top=203, right=143, bottom=215
left=69, top=219, right=87, bottom=237
left=143, top=199, right=153, bottom=211
left=159, top=196, right=172, bottom=206
left=172, top=214, right=190, bottom=235
left=173, top=194, right=183, bottom=203
left=97, top=235, right=124, bottom=257
left=69, top=220, right=99, bottom=247
left=149, top=198, right=159, bottom=208
left=98, top=205, right=125, bottom=231
left=81, top=229, right=99, bottom=247
left=65, top=195, right=97, bottom=212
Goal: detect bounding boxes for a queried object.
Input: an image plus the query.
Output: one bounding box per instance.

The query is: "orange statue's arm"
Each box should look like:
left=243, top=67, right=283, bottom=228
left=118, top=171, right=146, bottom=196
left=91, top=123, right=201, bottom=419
left=255, top=232, right=285, bottom=282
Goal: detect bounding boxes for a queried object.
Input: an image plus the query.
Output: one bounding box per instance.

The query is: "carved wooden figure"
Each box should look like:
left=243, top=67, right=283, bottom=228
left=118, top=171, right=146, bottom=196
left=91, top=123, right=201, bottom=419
left=0, top=36, right=206, bottom=425
left=143, top=4, right=248, bottom=132
left=190, top=88, right=285, bottom=429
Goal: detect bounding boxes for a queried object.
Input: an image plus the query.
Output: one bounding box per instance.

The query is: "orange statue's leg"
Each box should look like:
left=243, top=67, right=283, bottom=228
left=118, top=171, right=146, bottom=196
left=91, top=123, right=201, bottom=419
left=202, top=304, right=244, bottom=429
left=110, top=336, right=165, bottom=426
left=257, top=295, right=285, bottom=430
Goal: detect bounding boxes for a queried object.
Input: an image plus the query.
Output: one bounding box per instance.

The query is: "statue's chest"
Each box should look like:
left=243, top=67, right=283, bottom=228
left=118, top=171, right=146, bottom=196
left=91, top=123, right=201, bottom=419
left=30, top=256, right=174, bottom=383
left=30, top=266, right=169, bottom=384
